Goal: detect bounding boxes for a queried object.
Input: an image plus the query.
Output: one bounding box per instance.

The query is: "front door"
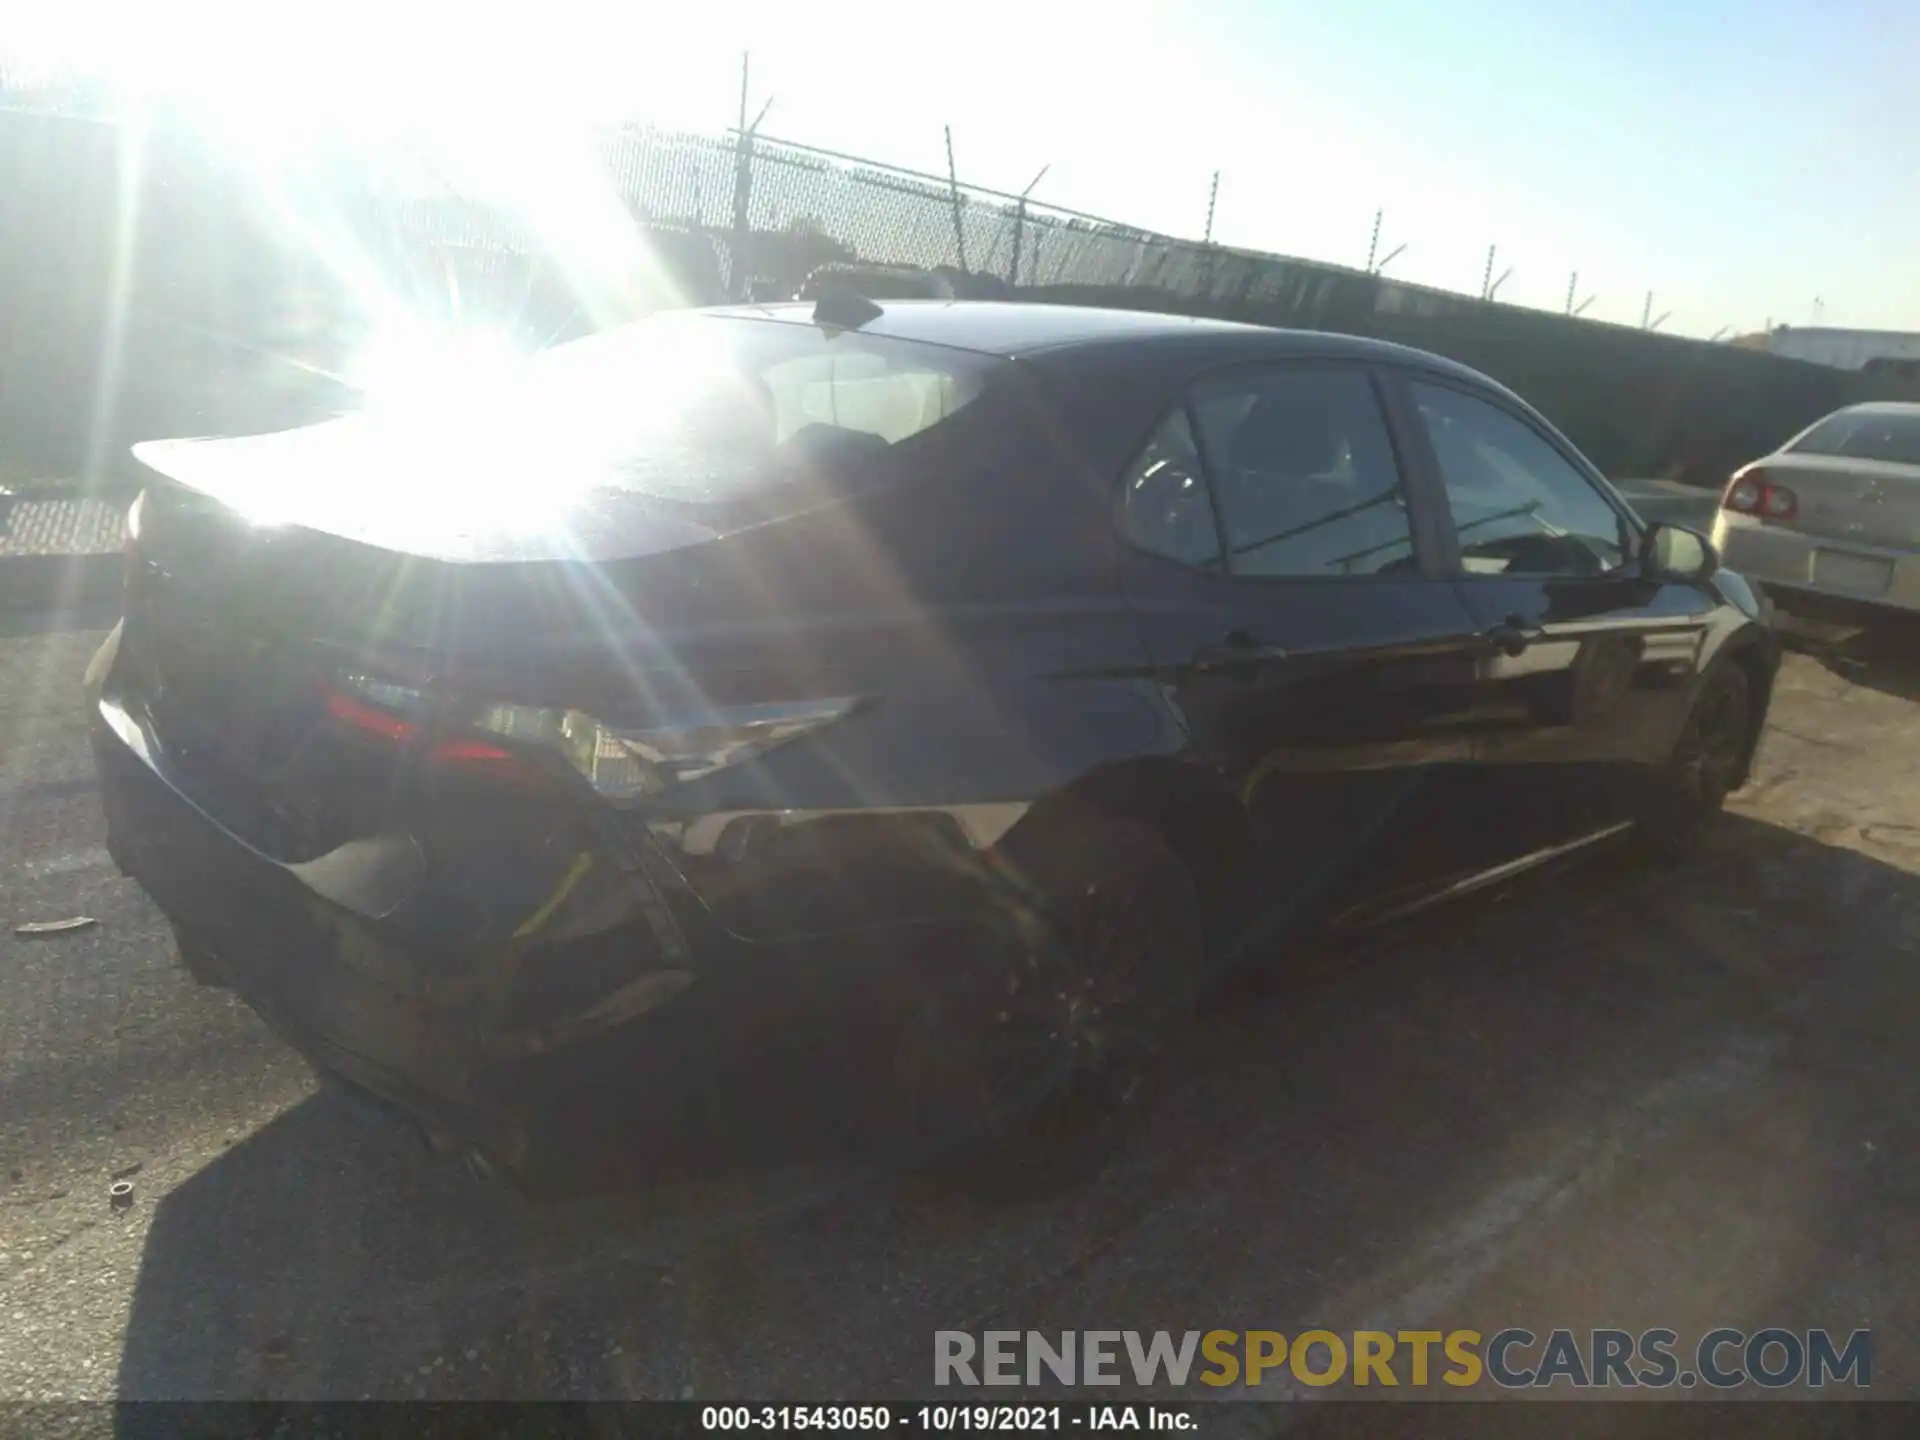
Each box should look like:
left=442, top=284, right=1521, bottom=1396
left=1112, top=362, right=1492, bottom=959
left=1393, top=374, right=1715, bottom=865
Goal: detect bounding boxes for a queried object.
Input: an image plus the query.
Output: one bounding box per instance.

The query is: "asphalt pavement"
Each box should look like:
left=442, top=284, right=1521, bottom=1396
left=4, top=607, right=1920, bottom=1411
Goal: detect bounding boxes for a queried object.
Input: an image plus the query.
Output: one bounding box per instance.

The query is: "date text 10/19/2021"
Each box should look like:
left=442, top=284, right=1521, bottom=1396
left=702, top=1407, right=1192, bottom=1431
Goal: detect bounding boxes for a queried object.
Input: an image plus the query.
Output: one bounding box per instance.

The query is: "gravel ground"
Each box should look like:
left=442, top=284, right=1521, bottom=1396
left=3, top=604, right=1919, bottom=1412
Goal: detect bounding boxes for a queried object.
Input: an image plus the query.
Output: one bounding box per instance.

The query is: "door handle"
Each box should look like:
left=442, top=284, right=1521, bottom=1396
left=1484, top=615, right=1546, bottom=658
left=1193, top=629, right=1289, bottom=673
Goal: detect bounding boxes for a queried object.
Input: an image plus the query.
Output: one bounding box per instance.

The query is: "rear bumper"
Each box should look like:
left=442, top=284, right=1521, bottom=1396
left=1713, top=512, right=1920, bottom=615
left=91, top=702, right=534, bottom=1164
left=85, top=624, right=1011, bottom=1188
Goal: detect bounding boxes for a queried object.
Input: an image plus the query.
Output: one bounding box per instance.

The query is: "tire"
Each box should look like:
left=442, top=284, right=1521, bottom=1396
left=898, top=810, right=1203, bottom=1203
left=1635, top=663, right=1752, bottom=861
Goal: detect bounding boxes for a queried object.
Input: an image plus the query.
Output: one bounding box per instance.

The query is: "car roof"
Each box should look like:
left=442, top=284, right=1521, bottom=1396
left=702, top=299, right=1262, bottom=354
left=700, top=299, right=1493, bottom=382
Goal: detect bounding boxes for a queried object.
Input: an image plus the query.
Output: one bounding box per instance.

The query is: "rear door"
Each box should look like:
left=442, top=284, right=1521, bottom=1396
left=1390, top=372, right=1715, bottom=864
left=1113, top=362, right=1492, bottom=952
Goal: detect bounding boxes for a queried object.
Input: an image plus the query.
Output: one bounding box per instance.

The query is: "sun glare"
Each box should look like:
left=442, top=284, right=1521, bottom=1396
left=16, top=0, right=714, bottom=359
left=348, top=320, right=531, bottom=420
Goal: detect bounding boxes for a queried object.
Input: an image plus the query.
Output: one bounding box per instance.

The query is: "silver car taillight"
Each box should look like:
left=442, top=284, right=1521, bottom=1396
left=1722, top=468, right=1798, bottom=522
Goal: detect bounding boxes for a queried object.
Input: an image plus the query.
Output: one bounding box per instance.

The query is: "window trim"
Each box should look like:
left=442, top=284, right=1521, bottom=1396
left=1180, top=397, right=1235, bottom=574
left=1111, top=358, right=1448, bottom=585
left=1385, top=368, right=1647, bottom=583
left=1110, top=401, right=1229, bottom=573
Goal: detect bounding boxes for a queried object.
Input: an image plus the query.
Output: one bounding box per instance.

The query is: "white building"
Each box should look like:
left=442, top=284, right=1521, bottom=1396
left=1743, top=327, right=1920, bottom=376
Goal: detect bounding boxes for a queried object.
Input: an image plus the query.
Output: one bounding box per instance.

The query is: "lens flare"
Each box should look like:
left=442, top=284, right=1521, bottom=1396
left=347, top=320, right=529, bottom=419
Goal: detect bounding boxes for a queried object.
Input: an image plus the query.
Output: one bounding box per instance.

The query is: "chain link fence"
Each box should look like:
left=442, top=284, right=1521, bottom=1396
left=6, top=72, right=1918, bottom=504
left=371, top=121, right=1488, bottom=335
left=0, top=66, right=1511, bottom=342
left=418, top=122, right=1468, bottom=321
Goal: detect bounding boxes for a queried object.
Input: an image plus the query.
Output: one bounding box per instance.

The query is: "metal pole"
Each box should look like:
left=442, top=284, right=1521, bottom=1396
left=726, top=53, right=776, bottom=300
left=1565, top=271, right=1577, bottom=315
left=1642, top=291, right=1653, bottom=329
left=730, top=96, right=755, bottom=301
left=1482, top=245, right=1496, bottom=300
left=1375, top=243, right=1406, bottom=274
left=1009, top=200, right=1025, bottom=287
left=1573, top=294, right=1595, bottom=317
left=944, top=125, right=969, bottom=273
left=1488, top=267, right=1513, bottom=301
left=1204, top=171, right=1221, bottom=245
left=1008, top=165, right=1048, bottom=289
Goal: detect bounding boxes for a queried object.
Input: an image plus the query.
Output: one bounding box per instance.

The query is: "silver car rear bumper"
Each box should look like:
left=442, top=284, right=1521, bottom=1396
left=1712, top=511, right=1920, bottom=615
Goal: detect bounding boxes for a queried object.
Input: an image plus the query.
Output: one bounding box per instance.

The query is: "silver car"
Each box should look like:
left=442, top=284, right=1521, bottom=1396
left=1712, top=401, right=1920, bottom=614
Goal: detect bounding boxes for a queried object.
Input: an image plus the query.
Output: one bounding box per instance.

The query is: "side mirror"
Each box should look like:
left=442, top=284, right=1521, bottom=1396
left=1642, top=522, right=1719, bottom=583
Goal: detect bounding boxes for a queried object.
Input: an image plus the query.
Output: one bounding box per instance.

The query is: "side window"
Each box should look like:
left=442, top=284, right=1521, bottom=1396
left=1118, top=407, right=1223, bottom=569
left=1411, top=382, right=1628, bottom=577
left=1190, top=369, right=1417, bottom=577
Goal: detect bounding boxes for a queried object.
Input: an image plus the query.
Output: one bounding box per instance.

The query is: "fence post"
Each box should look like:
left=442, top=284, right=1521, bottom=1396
left=730, top=129, right=755, bottom=301
left=944, top=126, right=969, bottom=274
left=1009, top=199, right=1026, bottom=287
left=1006, top=166, right=1048, bottom=290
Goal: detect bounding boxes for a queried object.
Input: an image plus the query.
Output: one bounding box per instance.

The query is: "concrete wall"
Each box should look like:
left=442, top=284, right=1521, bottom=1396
left=1763, top=328, right=1920, bottom=371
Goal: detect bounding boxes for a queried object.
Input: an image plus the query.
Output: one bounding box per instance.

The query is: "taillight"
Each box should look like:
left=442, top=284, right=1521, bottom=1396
left=322, top=683, right=417, bottom=743
left=317, top=673, right=547, bottom=785
left=469, top=695, right=863, bottom=803
left=1722, top=468, right=1797, bottom=521
left=320, top=672, right=860, bottom=800
left=425, top=734, right=544, bottom=783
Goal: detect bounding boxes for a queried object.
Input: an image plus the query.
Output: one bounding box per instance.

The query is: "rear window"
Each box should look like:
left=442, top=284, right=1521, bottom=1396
left=1790, top=410, right=1920, bottom=467
left=499, top=313, right=1001, bottom=506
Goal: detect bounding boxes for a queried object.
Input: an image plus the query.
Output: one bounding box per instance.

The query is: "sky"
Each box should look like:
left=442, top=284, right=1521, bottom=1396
left=4, top=0, right=1917, bottom=338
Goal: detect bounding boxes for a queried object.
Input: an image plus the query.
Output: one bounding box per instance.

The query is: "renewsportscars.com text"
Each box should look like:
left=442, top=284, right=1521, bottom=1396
left=934, top=1328, right=1871, bottom=1390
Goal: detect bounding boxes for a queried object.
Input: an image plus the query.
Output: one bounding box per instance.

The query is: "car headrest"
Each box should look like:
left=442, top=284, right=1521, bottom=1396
left=1227, top=399, right=1343, bottom=480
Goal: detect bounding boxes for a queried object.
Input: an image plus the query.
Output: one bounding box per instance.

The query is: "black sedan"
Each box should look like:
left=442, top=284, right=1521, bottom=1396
left=86, top=298, right=1780, bottom=1197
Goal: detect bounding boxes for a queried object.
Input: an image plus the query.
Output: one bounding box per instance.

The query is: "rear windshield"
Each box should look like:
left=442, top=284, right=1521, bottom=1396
left=498, top=312, right=1002, bottom=506
left=1790, top=410, right=1920, bottom=467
